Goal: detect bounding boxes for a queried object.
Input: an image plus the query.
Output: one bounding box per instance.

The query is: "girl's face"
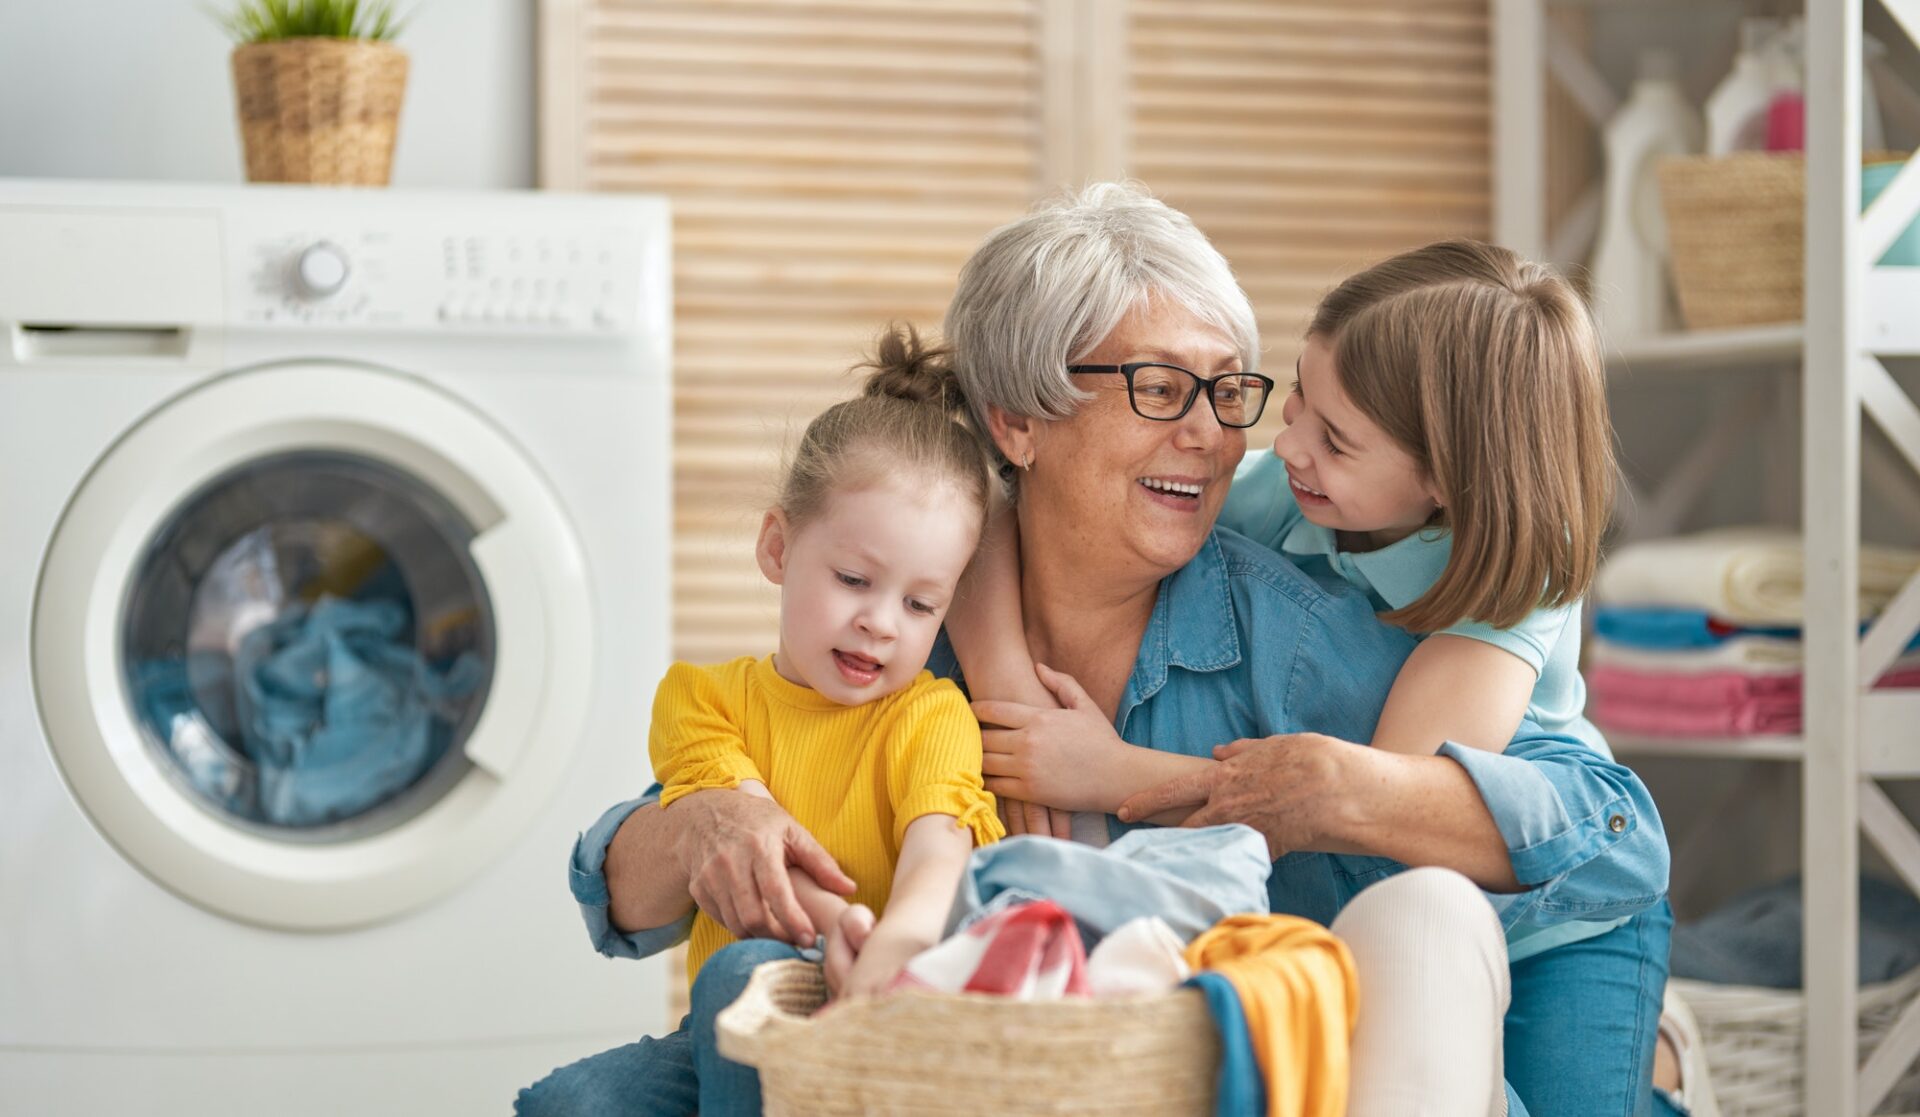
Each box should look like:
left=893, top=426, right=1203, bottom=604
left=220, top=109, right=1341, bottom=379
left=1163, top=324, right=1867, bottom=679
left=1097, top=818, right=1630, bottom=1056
left=757, top=477, right=981, bottom=705
left=1272, top=334, right=1443, bottom=550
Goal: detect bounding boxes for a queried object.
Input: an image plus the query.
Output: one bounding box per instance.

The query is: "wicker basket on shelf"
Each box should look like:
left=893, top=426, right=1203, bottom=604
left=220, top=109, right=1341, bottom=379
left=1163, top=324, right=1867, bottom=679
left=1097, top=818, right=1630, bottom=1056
left=1674, top=968, right=1920, bottom=1116
left=716, top=959, right=1221, bottom=1116
left=1657, top=151, right=1905, bottom=330
left=231, top=38, right=408, bottom=185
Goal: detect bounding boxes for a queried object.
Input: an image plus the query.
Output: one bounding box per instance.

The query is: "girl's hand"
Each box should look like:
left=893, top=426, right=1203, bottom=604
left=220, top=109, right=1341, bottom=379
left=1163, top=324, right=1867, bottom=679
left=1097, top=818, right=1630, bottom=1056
left=823, top=903, right=876, bottom=998
left=1117, top=733, right=1350, bottom=858
left=973, top=664, right=1130, bottom=815
left=840, top=923, right=934, bottom=1001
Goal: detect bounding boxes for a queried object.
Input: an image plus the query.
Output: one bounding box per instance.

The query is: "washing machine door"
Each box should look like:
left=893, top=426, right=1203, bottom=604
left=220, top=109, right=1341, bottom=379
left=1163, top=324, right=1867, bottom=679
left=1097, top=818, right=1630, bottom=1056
left=32, top=362, right=594, bottom=930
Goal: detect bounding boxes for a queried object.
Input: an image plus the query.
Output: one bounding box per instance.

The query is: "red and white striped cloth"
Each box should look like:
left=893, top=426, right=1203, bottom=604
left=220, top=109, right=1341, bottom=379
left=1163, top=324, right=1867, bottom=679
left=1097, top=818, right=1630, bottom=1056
left=890, top=899, right=1091, bottom=999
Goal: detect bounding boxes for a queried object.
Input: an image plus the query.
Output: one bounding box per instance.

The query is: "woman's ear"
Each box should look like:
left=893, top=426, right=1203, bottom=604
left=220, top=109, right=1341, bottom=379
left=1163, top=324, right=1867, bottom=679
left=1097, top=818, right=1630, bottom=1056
left=984, top=403, right=1039, bottom=468
left=755, top=509, right=792, bottom=585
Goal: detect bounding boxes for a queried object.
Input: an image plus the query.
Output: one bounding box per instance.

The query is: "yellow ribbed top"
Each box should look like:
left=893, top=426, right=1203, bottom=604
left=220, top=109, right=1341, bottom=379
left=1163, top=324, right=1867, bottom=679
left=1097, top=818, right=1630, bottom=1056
left=649, top=655, right=1003, bottom=988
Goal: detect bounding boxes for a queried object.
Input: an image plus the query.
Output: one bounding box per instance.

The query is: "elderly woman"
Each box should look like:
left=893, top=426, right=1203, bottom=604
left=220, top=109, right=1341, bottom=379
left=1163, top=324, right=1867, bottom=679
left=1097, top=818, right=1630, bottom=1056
left=529, top=186, right=1669, bottom=1117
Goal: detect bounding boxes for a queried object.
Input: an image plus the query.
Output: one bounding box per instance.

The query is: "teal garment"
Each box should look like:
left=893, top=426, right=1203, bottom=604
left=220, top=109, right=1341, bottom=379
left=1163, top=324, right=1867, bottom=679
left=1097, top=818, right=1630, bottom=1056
left=1221, top=450, right=1621, bottom=963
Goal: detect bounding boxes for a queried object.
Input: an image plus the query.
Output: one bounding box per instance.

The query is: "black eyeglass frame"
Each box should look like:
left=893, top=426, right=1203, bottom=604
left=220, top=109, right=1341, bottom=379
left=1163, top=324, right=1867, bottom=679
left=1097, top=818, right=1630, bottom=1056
left=1066, top=362, right=1276, bottom=429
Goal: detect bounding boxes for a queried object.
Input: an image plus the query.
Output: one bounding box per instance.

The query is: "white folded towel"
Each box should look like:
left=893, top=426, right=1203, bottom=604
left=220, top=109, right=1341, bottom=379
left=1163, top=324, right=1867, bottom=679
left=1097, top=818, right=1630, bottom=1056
left=1597, top=528, right=1920, bottom=625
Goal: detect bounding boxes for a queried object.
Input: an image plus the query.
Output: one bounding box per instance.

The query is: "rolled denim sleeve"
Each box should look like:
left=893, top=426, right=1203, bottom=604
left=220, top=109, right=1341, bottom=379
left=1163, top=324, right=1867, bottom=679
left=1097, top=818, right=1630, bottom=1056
left=571, top=785, right=693, bottom=960
left=1439, top=729, right=1669, bottom=926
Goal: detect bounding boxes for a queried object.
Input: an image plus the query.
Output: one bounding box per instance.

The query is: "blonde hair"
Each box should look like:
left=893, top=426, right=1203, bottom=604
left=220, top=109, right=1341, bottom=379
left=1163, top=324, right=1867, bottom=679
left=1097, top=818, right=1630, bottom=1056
left=1309, top=239, right=1615, bottom=632
left=779, top=324, right=993, bottom=540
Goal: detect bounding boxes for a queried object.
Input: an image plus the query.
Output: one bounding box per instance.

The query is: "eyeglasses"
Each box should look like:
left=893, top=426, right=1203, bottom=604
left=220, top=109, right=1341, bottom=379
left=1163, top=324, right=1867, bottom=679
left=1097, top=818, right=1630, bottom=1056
left=1066, top=362, right=1275, bottom=429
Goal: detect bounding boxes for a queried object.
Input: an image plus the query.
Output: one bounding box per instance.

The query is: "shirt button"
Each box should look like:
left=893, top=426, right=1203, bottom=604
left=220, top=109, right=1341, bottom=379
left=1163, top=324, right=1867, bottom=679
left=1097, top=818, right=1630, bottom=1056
left=1609, top=814, right=1627, bottom=834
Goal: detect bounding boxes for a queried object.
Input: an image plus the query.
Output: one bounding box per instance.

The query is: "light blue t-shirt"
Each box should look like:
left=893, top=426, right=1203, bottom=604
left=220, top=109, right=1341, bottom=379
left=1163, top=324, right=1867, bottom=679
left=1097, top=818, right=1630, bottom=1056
left=1222, top=450, right=1621, bottom=961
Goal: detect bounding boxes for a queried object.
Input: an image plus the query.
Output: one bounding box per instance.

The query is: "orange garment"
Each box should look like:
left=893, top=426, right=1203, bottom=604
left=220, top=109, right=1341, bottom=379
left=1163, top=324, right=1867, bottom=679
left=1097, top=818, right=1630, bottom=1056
left=1183, top=914, right=1360, bottom=1117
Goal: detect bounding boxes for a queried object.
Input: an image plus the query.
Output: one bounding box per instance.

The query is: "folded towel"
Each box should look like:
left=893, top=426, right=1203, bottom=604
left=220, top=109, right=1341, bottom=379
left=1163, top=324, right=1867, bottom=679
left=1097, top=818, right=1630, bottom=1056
left=1588, top=664, right=1920, bottom=707
left=1596, top=528, right=1920, bottom=625
left=1589, top=634, right=1808, bottom=671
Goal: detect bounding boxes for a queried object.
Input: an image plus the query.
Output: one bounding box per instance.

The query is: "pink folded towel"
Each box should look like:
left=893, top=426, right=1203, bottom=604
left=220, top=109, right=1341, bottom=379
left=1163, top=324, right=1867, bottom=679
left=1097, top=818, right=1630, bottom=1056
left=1588, top=665, right=1920, bottom=737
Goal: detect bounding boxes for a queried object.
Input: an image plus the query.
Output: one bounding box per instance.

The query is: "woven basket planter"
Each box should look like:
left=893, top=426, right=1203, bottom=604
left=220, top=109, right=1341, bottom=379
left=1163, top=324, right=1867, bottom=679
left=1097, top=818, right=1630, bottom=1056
left=231, top=38, right=408, bottom=185
left=1673, top=969, right=1920, bottom=1116
left=717, top=959, right=1221, bottom=1116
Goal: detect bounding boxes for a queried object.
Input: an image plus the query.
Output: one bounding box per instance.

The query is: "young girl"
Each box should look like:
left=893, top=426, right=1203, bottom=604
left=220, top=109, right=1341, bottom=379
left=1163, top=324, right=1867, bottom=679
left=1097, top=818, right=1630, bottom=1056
left=954, top=240, right=1669, bottom=1116
left=651, top=328, right=1004, bottom=1112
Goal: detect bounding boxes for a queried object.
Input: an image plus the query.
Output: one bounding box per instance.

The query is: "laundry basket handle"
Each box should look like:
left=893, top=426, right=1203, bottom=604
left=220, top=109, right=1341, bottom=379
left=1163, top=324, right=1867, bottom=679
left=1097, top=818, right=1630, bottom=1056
left=715, top=960, right=819, bottom=1068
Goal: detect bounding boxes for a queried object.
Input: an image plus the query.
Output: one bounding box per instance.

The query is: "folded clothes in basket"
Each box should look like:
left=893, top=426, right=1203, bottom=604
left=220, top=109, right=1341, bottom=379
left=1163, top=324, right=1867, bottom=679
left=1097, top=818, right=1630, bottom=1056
left=894, top=902, right=1192, bottom=1000
left=946, top=824, right=1273, bottom=947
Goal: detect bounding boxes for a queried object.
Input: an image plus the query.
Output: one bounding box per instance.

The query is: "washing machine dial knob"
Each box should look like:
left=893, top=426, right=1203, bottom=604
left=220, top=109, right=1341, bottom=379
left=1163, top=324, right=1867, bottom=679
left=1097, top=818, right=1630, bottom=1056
left=294, top=242, right=351, bottom=298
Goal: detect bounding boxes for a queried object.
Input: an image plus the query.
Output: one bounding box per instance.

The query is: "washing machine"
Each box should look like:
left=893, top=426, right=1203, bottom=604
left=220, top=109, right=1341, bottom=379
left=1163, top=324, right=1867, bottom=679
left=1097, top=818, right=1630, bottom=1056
left=0, top=179, right=672, bottom=1113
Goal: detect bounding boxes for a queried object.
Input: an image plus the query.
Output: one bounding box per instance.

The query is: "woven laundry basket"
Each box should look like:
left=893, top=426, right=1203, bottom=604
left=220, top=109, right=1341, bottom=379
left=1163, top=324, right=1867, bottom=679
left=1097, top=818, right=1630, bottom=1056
left=716, top=960, right=1220, bottom=1116
left=1657, top=151, right=1904, bottom=330
left=1673, top=968, right=1920, bottom=1116
left=231, top=38, right=408, bottom=185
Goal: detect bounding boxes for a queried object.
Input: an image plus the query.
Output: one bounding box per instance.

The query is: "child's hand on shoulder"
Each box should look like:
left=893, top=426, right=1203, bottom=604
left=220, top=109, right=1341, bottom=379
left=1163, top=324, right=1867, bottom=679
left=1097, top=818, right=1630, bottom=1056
left=839, top=920, right=935, bottom=1001
left=822, top=903, right=876, bottom=998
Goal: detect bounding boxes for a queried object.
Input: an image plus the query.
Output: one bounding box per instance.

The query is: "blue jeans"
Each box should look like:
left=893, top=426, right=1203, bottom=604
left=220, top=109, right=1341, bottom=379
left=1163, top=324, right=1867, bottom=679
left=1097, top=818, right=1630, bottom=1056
left=1505, top=900, right=1675, bottom=1117
left=515, top=939, right=801, bottom=1117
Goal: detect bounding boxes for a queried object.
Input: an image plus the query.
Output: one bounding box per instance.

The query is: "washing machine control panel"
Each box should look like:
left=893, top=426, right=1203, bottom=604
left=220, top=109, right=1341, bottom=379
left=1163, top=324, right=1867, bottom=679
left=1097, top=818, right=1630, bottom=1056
left=230, top=204, right=660, bottom=336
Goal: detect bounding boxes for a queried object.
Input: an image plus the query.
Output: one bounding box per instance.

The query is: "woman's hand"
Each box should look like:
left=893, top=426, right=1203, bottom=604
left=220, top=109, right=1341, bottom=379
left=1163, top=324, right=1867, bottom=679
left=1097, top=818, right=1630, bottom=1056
left=655, top=789, right=856, bottom=945
left=1117, top=734, right=1352, bottom=858
left=839, top=922, right=935, bottom=1001
left=823, top=903, right=877, bottom=998
left=973, top=664, right=1130, bottom=816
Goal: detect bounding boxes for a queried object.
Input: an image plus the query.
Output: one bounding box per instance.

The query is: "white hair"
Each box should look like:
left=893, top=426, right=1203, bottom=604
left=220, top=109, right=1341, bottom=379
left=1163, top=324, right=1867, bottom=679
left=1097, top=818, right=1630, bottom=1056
left=943, top=181, right=1260, bottom=442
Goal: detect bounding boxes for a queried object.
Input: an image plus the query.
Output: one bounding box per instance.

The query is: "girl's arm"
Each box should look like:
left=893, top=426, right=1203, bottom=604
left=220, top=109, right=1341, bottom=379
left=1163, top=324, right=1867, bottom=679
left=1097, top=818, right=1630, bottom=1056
left=839, top=814, right=975, bottom=999
left=1368, top=635, right=1537, bottom=755
left=973, top=664, right=1214, bottom=824
left=945, top=504, right=1072, bottom=839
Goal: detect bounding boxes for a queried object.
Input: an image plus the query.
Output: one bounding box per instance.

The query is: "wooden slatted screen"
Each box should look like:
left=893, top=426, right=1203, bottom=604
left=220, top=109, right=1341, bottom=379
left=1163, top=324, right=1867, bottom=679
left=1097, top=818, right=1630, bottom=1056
left=1129, top=0, right=1494, bottom=450
left=549, top=0, right=1048, bottom=663
left=542, top=0, right=1492, bottom=665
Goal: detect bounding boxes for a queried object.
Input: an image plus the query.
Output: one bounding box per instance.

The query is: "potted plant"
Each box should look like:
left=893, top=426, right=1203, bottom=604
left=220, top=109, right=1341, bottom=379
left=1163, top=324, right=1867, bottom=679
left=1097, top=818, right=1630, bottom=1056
left=216, top=0, right=411, bottom=185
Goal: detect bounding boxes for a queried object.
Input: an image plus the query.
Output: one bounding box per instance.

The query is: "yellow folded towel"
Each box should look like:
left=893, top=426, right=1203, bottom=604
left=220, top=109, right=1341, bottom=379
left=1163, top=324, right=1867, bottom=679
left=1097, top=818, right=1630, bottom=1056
left=1184, top=914, right=1359, bottom=1117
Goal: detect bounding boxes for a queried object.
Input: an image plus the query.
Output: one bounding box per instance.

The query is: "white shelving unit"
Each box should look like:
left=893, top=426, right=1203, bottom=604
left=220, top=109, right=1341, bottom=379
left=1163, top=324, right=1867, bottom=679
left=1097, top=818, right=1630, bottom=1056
left=1496, top=1, right=1920, bottom=1111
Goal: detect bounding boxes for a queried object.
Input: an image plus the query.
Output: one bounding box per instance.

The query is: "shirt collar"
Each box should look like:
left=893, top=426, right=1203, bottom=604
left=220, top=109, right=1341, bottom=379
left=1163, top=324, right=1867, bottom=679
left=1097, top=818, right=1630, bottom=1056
left=1126, top=531, right=1243, bottom=708
left=1278, top=516, right=1451, bottom=611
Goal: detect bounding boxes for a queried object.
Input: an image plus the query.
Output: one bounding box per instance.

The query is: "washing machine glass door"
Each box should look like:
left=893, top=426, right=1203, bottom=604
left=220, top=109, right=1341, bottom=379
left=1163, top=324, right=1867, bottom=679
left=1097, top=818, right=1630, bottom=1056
left=34, top=362, right=594, bottom=930
left=122, top=450, right=496, bottom=840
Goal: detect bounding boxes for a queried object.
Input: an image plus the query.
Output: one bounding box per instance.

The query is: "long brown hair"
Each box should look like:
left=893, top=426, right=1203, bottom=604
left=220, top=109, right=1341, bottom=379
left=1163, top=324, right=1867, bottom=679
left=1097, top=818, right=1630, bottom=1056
left=1310, top=239, right=1615, bottom=632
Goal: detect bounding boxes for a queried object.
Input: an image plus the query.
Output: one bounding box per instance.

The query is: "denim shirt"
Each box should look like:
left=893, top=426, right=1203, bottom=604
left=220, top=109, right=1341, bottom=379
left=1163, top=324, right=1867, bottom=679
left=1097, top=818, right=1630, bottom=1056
left=572, top=528, right=1667, bottom=959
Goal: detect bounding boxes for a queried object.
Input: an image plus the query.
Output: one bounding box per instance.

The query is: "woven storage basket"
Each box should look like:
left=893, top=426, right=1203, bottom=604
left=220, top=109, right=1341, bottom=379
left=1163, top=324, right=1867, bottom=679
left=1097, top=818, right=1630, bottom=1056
left=716, top=959, right=1220, bottom=1116
left=1673, top=968, right=1920, bottom=1116
left=1657, top=151, right=1904, bottom=330
left=231, top=38, right=408, bottom=185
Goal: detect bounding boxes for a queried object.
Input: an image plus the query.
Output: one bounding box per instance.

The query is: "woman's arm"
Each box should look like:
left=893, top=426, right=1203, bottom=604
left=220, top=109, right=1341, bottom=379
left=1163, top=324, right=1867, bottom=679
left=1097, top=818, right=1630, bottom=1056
left=1369, top=635, right=1536, bottom=755
left=605, top=788, right=856, bottom=943
left=839, top=814, right=975, bottom=998
left=945, top=504, right=1072, bottom=839
left=1117, top=734, right=1520, bottom=889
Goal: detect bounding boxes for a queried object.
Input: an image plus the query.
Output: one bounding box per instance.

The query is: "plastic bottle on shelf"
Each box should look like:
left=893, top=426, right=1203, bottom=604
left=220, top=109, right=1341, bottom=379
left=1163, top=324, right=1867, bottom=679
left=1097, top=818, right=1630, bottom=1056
left=1589, top=51, right=1704, bottom=340
left=1706, top=18, right=1780, bottom=155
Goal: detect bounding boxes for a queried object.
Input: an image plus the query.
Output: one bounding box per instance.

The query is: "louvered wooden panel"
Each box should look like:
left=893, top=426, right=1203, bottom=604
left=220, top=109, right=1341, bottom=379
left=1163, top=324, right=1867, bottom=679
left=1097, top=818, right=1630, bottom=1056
left=565, top=0, right=1046, bottom=663
left=1129, top=0, right=1493, bottom=451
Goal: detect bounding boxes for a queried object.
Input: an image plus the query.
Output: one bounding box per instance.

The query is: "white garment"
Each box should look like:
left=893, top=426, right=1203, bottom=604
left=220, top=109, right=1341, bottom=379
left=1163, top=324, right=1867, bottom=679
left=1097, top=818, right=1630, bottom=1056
left=1334, top=867, right=1511, bottom=1117
left=1596, top=528, right=1920, bottom=624
left=1590, top=636, right=1920, bottom=674
left=1085, top=916, right=1190, bottom=997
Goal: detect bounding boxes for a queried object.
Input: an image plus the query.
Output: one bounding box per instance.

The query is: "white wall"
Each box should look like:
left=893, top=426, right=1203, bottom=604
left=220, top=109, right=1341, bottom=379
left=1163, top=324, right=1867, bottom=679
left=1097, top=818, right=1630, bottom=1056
left=0, top=0, right=535, bottom=189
